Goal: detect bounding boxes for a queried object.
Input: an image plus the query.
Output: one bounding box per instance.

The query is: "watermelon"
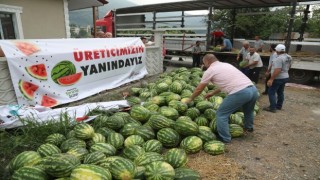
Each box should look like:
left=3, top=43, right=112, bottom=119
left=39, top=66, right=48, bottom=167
left=143, top=139, right=163, bottom=153
left=124, top=135, right=145, bottom=147
left=169, top=81, right=183, bottom=94
left=143, top=103, right=160, bottom=112
left=149, top=114, right=175, bottom=130
left=25, top=63, right=47, bottom=80
left=207, top=83, right=216, bottom=90
left=60, top=138, right=87, bottom=152
left=204, top=109, right=216, bottom=121
left=106, top=132, right=124, bottom=150
left=11, top=166, right=48, bottom=180
left=88, top=133, right=106, bottom=146
left=51, top=60, right=76, bottom=84
left=57, top=72, right=82, bottom=86
left=185, top=108, right=201, bottom=120
left=166, top=93, right=181, bottom=104
left=104, top=115, right=125, bottom=130
left=130, top=105, right=151, bottom=123
left=37, top=143, right=61, bottom=157
left=134, top=152, right=164, bottom=166
left=126, top=96, right=142, bottom=106
left=239, top=60, right=248, bottom=68
left=174, top=167, right=201, bottom=180
left=18, top=80, right=39, bottom=100
left=157, top=128, right=180, bottom=148
left=229, top=124, right=244, bottom=137
left=39, top=153, right=80, bottom=178
left=180, top=136, right=203, bottom=154
left=194, top=116, right=209, bottom=126
left=159, top=92, right=175, bottom=97
left=70, top=164, right=112, bottom=180
left=134, top=166, right=146, bottom=180
left=96, top=127, right=115, bottom=137
left=41, top=95, right=58, bottom=107
left=9, top=151, right=42, bottom=174
left=230, top=113, right=244, bottom=127
left=45, top=133, right=66, bottom=147
left=73, top=123, right=95, bottom=140
left=96, top=156, right=122, bottom=169
left=139, top=91, right=152, bottom=100
left=181, top=98, right=195, bottom=107
left=197, top=126, right=217, bottom=142
left=130, top=87, right=142, bottom=96
left=134, top=126, right=155, bottom=141
left=122, top=145, right=145, bottom=161
left=66, top=147, right=88, bottom=160
left=109, top=157, right=136, bottom=180
left=66, top=130, right=76, bottom=139
left=120, top=123, right=140, bottom=137
left=203, top=140, right=225, bottom=155
left=209, top=118, right=217, bottom=133
left=175, top=116, right=199, bottom=136
left=150, top=96, right=166, bottom=106
left=156, top=82, right=169, bottom=94
left=144, top=161, right=175, bottom=180
left=159, top=106, right=179, bottom=120
left=164, top=148, right=188, bottom=168
left=196, top=101, right=214, bottom=112
left=83, top=151, right=106, bottom=165
left=147, top=82, right=157, bottom=89
left=168, top=100, right=188, bottom=114
left=90, top=143, right=117, bottom=157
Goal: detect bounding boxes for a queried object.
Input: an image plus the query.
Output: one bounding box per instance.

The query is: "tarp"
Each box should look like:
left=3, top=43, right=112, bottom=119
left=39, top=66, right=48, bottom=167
left=0, top=38, right=147, bottom=108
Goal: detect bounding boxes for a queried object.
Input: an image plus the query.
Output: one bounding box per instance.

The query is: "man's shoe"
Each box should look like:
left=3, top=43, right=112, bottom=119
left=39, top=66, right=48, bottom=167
left=276, top=107, right=282, bottom=110
left=263, top=107, right=276, bottom=113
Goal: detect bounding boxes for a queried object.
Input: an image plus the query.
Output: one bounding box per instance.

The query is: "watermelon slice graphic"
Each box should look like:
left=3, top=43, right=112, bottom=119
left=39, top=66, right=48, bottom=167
left=15, top=41, right=39, bottom=56
left=18, top=80, right=39, bottom=100
left=57, top=72, right=82, bottom=86
left=25, top=64, right=47, bottom=80
left=41, top=95, right=58, bottom=107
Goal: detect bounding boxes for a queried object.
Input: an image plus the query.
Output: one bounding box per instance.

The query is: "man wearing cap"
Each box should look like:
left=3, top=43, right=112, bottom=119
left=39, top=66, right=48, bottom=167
left=264, top=44, right=292, bottom=113
left=186, top=54, right=259, bottom=143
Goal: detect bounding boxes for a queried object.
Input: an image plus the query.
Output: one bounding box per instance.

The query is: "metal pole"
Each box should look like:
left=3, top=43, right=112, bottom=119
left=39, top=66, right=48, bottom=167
left=93, top=6, right=97, bottom=37
left=153, top=11, right=156, bottom=30
left=231, top=8, right=236, bottom=45
left=296, top=5, right=310, bottom=51
left=285, top=0, right=297, bottom=53
left=181, top=11, right=185, bottom=28
left=206, top=6, right=213, bottom=51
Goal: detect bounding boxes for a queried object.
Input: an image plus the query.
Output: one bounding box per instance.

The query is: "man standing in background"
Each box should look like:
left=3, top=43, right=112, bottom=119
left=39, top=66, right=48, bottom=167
left=192, top=41, right=202, bottom=67
left=220, top=36, right=233, bottom=52
left=254, top=36, right=264, bottom=52
left=211, top=27, right=224, bottom=46
left=244, top=47, right=263, bottom=84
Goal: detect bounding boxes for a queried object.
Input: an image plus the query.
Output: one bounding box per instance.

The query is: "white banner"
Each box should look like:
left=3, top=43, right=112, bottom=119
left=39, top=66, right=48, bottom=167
left=0, top=38, right=148, bottom=107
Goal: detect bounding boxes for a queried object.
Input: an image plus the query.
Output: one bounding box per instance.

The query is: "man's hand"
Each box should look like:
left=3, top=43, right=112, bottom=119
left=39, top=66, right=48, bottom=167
left=204, top=92, right=214, bottom=99
left=184, top=98, right=193, bottom=104
left=267, top=79, right=273, bottom=87
left=265, top=71, right=270, bottom=77
left=236, top=56, right=240, bottom=61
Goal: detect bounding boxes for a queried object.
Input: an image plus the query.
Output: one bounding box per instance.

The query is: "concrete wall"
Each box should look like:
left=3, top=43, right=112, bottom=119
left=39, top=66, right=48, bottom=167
left=0, top=0, right=67, bottom=39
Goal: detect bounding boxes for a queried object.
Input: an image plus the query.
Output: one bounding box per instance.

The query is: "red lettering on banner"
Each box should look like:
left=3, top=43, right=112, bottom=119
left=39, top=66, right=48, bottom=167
left=93, top=50, right=100, bottom=59
left=84, top=51, right=93, bottom=60
left=74, top=51, right=83, bottom=62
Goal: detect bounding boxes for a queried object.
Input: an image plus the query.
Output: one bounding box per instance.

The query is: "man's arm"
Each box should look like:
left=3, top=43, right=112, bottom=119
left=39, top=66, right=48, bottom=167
left=267, top=68, right=281, bottom=87
left=204, top=88, right=221, bottom=99
left=189, top=83, right=207, bottom=101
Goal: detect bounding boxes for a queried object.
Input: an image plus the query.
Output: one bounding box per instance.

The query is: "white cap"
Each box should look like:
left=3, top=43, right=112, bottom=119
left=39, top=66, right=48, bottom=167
left=275, top=44, right=286, bottom=52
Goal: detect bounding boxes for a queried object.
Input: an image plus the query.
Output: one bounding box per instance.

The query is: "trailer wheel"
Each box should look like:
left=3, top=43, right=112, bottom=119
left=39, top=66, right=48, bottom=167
left=289, top=69, right=315, bottom=84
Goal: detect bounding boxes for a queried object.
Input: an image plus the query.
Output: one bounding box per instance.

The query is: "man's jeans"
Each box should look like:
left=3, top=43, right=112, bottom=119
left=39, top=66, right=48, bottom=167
left=216, top=86, right=259, bottom=142
left=268, top=78, right=289, bottom=110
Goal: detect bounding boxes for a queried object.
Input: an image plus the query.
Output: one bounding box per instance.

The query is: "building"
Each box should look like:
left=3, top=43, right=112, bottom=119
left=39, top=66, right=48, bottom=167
left=0, top=0, right=107, bottom=39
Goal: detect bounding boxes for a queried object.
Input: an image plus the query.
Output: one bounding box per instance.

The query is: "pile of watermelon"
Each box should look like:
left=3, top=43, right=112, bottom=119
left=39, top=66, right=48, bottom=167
left=7, top=67, right=260, bottom=179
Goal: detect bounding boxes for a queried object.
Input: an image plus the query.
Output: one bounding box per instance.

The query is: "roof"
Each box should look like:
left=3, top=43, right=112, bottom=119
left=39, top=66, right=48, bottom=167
left=116, top=0, right=319, bottom=14
left=68, top=0, right=108, bottom=11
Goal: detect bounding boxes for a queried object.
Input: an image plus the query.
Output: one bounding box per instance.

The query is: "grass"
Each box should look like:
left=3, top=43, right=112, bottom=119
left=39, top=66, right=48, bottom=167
left=0, top=112, right=74, bottom=178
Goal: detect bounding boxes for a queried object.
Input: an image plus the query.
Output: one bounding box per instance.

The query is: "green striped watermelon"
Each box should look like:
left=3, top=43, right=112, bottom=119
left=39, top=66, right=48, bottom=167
left=106, top=132, right=124, bottom=150
left=168, top=100, right=188, bottom=114
left=229, top=114, right=244, bottom=127
left=164, top=148, right=188, bottom=168
left=181, top=98, right=195, bottom=107
left=96, top=156, right=122, bottom=169
left=83, top=151, right=106, bottom=165
left=104, top=115, right=125, bottom=130
left=122, top=145, right=145, bottom=161
left=51, top=60, right=76, bottom=83
left=149, top=114, right=175, bottom=130
left=87, top=133, right=106, bottom=146
left=45, top=133, right=66, bottom=146
left=70, top=164, right=112, bottom=180
left=143, top=103, right=160, bottom=112
left=197, top=126, right=217, bottom=142
left=209, top=118, right=217, bottom=133
left=130, top=105, right=151, bottom=123
left=39, top=153, right=80, bottom=178
left=203, top=140, right=225, bottom=155
left=96, top=127, right=115, bottom=137
left=156, top=82, right=169, bottom=94
left=134, top=126, right=155, bottom=141
left=143, top=139, right=163, bottom=153
left=169, top=81, right=183, bottom=94
left=134, top=152, right=164, bottom=166
left=134, top=166, right=146, bottom=180
left=204, top=109, right=216, bottom=121
left=109, top=157, right=136, bottom=180
left=194, top=116, right=209, bottom=126
left=120, top=123, right=140, bottom=137
left=9, top=151, right=42, bottom=174
left=185, top=107, right=201, bottom=120
left=60, top=138, right=86, bottom=152
left=174, top=116, right=199, bottom=136
left=196, top=101, right=214, bottom=112
left=180, top=136, right=203, bottom=154
left=11, top=166, right=48, bottom=180
left=174, top=167, right=201, bottom=180
left=229, top=124, right=244, bottom=137
left=159, top=106, right=179, bottom=120
left=73, top=123, right=95, bottom=140
left=157, top=128, right=180, bottom=148
left=66, top=147, right=89, bottom=161
left=124, top=135, right=145, bottom=148
left=150, top=96, right=166, bottom=106
left=144, top=161, right=175, bottom=180
left=126, top=96, right=142, bottom=106
left=66, top=130, right=76, bottom=139
left=37, top=143, right=61, bottom=157
left=90, top=143, right=116, bottom=157
left=130, top=87, right=142, bottom=96
left=166, top=93, right=181, bottom=104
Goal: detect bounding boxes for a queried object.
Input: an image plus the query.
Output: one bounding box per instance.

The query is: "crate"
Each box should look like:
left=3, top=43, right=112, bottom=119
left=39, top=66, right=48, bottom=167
left=0, top=59, right=18, bottom=105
